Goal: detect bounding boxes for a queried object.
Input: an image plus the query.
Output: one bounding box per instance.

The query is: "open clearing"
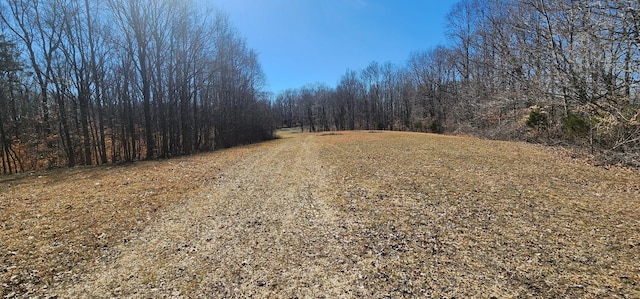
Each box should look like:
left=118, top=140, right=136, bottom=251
left=1, top=131, right=639, bottom=298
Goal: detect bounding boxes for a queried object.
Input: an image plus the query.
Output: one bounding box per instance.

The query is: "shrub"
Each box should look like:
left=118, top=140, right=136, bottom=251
left=428, top=120, right=444, bottom=134
left=413, top=121, right=423, bottom=132
left=563, top=110, right=591, bottom=138
left=525, top=107, right=548, bottom=130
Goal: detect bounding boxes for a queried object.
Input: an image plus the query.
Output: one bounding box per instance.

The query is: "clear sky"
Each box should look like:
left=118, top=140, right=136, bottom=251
left=211, top=0, right=458, bottom=95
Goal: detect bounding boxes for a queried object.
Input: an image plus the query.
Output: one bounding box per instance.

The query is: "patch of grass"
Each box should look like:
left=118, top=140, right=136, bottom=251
left=0, top=141, right=275, bottom=297
left=275, top=127, right=302, bottom=137
left=316, top=131, right=640, bottom=297
left=2, top=131, right=639, bottom=297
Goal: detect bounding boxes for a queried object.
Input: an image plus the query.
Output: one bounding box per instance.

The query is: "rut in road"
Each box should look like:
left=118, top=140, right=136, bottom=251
left=59, top=135, right=354, bottom=297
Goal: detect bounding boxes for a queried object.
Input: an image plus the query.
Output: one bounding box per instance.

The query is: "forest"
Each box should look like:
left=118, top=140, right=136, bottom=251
left=1, top=0, right=640, bottom=173
left=0, top=0, right=273, bottom=173
left=273, top=0, right=640, bottom=166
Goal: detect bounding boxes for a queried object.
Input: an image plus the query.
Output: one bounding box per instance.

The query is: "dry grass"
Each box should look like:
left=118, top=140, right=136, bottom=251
left=0, top=143, right=268, bottom=297
left=318, top=131, right=640, bottom=297
left=1, top=131, right=639, bottom=298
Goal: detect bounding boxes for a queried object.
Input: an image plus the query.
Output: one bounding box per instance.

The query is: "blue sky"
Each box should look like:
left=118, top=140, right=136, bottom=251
left=211, top=0, right=458, bottom=95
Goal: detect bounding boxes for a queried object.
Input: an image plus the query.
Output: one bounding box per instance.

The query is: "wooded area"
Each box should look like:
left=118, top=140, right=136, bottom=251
left=0, top=0, right=273, bottom=174
left=273, top=0, right=640, bottom=166
left=2, top=0, right=640, bottom=173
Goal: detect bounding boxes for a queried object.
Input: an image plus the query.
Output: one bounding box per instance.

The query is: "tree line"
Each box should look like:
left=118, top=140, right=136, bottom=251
left=2, top=0, right=639, bottom=173
left=273, top=0, right=639, bottom=165
left=0, top=0, right=273, bottom=174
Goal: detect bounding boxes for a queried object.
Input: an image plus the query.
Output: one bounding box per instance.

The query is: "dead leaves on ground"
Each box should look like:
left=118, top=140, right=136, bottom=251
left=319, top=131, right=639, bottom=298
left=1, top=131, right=639, bottom=298
left=0, top=144, right=269, bottom=297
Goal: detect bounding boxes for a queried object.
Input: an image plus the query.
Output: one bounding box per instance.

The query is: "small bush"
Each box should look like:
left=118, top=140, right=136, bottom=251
left=413, top=121, right=423, bottom=132
left=563, top=111, right=591, bottom=138
left=428, top=120, right=444, bottom=134
left=403, top=118, right=412, bottom=130
left=525, top=107, right=548, bottom=130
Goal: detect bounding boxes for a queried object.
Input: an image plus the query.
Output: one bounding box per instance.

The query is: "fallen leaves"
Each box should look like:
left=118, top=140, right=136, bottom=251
left=317, top=131, right=640, bottom=298
left=0, top=143, right=268, bottom=298
left=1, top=131, right=639, bottom=298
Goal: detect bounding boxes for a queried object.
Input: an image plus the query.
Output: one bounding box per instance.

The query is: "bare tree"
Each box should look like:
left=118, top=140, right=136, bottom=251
left=0, top=35, right=23, bottom=173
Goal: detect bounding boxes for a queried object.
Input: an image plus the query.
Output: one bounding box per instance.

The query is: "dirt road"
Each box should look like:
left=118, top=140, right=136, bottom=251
left=33, top=131, right=640, bottom=297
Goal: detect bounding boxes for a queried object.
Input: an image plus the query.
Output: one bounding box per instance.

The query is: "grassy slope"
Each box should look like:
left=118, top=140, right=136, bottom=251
left=1, top=131, right=639, bottom=297
left=320, top=131, right=639, bottom=297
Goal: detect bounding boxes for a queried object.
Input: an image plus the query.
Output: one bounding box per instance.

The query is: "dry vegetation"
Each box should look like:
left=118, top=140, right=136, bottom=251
left=1, top=131, right=639, bottom=298
left=0, top=144, right=265, bottom=297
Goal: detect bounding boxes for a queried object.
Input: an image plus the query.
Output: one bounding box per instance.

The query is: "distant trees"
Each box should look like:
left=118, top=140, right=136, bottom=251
left=276, top=0, right=640, bottom=164
left=3, top=0, right=638, bottom=172
left=0, top=35, right=23, bottom=173
left=0, top=0, right=273, bottom=173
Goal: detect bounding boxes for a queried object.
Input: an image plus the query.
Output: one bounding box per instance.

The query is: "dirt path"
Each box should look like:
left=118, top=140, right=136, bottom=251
left=56, top=134, right=353, bottom=297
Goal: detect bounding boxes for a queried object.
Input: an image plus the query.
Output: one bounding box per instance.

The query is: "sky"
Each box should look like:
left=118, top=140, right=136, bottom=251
left=211, top=0, right=459, bottom=95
